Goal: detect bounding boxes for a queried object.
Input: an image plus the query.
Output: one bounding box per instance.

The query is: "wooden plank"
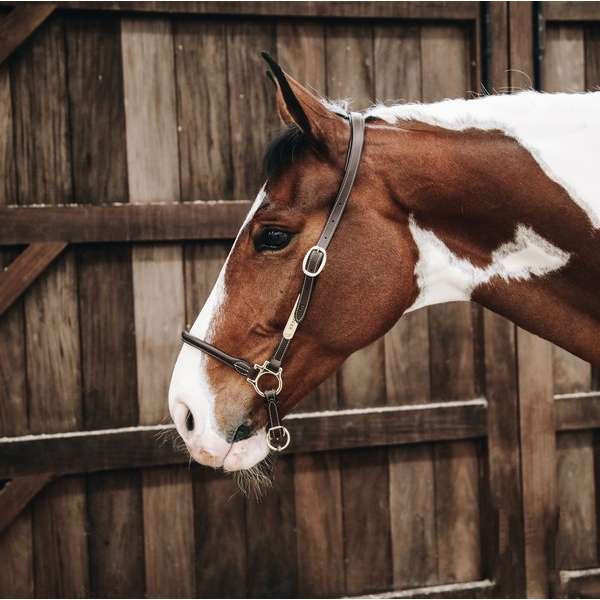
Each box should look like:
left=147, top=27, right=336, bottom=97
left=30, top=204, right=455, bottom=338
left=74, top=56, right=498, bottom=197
left=558, top=567, right=600, bottom=599
left=0, top=475, right=53, bottom=535
left=226, top=21, right=299, bottom=599
left=509, top=2, right=535, bottom=91
left=0, top=3, right=54, bottom=65
left=374, top=22, right=437, bottom=593
left=276, top=20, right=344, bottom=597
left=0, top=201, right=250, bottom=245
left=173, top=17, right=246, bottom=597
left=11, top=14, right=88, bottom=597
left=555, top=392, right=600, bottom=431
left=544, top=2, right=600, bottom=22
left=0, top=242, right=66, bottom=317
left=481, top=310, right=526, bottom=597
left=517, top=330, right=557, bottom=598
left=0, top=60, right=33, bottom=600
left=326, top=24, right=391, bottom=596
left=121, top=17, right=195, bottom=598
left=65, top=12, right=144, bottom=598
left=352, top=578, right=496, bottom=599
left=0, top=1, right=480, bottom=20
left=543, top=25, right=585, bottom=93
left=0, top=401, right=489, bottom=479
left=421, top=23, right=481, bottom=586
left=585, top=26, right=600, bottom=90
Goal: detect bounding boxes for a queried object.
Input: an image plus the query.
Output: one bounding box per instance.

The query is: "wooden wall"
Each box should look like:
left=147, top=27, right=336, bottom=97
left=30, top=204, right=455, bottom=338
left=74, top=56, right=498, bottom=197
left=0, top=2, right=599, bottom=598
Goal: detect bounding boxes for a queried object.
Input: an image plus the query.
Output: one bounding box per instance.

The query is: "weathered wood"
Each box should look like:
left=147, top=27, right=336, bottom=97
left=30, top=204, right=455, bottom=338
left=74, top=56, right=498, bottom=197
left=544, top=25, right=585, bottom=93
left=0, top=474, right=52, bottom=535
left=555, top=392, right=600, bottom=431
left=481, top=310, right=526, bottom=597
left=517, top=330, right=557, bottom=598
left=0, top=61, right=33, bottom=599
left=351, top=578, right=496, bottom=599
left=0, top=201, right=250, bottom=245
left=544, top=2, right=600, bottom=22
left=276, top=21, right=344, bottom=597
left=557, top=567, right=600, bottom=599
left=121, top=17, right=195, bottom=598
left=585, top=26, right=600, bottom=90
left=173, top=17, right=246, bottom=597
left=326, top=25, right=391, bottom=595
left=0, top=1, right=480, bottom=20
left=421, top=22, right=482, bottom=585
left=245, top=456, right=298, bottom=598
left=0, top=242, right=66, bottom=317
left=0, top=3, right=54, bottom=65
left=0, top=401, right=489, bottom=479
left=374, top=23, right=437, bottom=592
left=11, top=15, right=89, bottom=597
left=509, top=2, right=535, bottom=91
left=65, top=13, right=145, bottom=598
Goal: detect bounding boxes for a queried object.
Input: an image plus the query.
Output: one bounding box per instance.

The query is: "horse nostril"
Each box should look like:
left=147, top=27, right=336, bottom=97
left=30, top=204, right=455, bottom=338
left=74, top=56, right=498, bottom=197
left=185, top=409, right=195, bottom=432
left=232, top=423, right=253, bottom=443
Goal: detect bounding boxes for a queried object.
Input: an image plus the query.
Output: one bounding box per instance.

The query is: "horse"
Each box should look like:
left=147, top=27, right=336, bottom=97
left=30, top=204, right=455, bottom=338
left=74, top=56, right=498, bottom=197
left=168, top=53, right=600, bottom=473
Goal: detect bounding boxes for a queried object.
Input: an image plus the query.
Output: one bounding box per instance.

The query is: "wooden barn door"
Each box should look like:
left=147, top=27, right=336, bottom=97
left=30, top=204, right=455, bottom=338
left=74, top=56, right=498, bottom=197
left=1, top=3, right=599, bottom=599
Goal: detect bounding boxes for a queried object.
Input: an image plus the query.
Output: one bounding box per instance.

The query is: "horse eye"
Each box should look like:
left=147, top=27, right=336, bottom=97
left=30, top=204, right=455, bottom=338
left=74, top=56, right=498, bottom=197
left=254, top=228, right=293, bottom=252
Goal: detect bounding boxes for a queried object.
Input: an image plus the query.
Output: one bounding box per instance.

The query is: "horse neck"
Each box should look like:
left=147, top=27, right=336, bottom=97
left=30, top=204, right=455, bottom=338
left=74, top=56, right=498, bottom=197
left=377, top=121, right=600, bottom=364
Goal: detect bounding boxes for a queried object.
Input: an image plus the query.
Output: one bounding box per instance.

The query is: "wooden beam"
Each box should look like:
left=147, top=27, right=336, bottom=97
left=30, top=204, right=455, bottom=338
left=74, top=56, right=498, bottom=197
left=555, top=392, right=600, bottom=432
left=0, top=202, right=249, bottom=245
left=0, top=400, right=488, bottom=479
left=0, top=474, right=53, bottom=534
left=0, top=3, right=55, bottom=65
left=351, top=579, right=496, bottom=599
left=0, top=242, right=67, bottom=317
left=543, top=2, right=600, bottom=22
left=0, top=1, right=480, bottom=20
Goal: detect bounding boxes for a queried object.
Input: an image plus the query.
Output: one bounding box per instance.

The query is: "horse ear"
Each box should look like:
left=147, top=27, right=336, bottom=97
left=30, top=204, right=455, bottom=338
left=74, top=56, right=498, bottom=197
left=261, top=52, right=341, bottom=143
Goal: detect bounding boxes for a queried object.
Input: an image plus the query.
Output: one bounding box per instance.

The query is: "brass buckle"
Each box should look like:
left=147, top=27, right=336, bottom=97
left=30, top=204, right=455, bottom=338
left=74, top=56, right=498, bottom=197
left=266, top=425, right=291, bottom=452
left=247, top=361, right=283, bottom=398
left=302, top=246, right=327, bottom=277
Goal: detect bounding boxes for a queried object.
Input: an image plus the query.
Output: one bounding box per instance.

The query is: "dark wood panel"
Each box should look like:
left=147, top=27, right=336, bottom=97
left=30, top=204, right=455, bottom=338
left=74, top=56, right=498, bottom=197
left=544, top=2, right=600, bottom=22
left=11, top=14, right=89, bottom=597
left=65, top=13, right=145, bottom=598
left=0, top=201, right=250, bottom=244
left=0, top=401, right=488, bottom=479
left=354, top=578, right=495, bottom=599
left=3, top=1, right=480, bottom=20
left=557, top=568, right=600, bottom=599
left=0, top=3, right=54, bottom=65
left=0, top=474, right=52, bottom=535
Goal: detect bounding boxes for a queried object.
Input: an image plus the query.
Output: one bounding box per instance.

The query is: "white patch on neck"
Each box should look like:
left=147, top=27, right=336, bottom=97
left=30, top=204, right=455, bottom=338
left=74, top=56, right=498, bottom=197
left=367, top=91, right=600, bottom=228
left=168, top=186, right=269, bottom=467
left=407, top=216, right=570, bottom=312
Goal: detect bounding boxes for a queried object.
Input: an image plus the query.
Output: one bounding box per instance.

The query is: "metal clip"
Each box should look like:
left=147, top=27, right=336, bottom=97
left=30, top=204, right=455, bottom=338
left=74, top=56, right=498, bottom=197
left=247, top=361, right=283, bottom=397
left=302, top=246, right=327, bottom=277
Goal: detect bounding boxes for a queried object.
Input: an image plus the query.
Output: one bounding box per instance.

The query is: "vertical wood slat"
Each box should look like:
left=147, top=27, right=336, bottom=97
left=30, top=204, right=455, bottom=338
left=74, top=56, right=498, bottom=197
left=374, top=23, right=437, bottom=592
left=65, top=13, right=145, bottom=598
left=0, top=60, right=34, bottom=599
left=325, top=24, right=392, bottom=597
left=225, top=21, right=299, bottom=599
left=420, top=24, right=482, bottom=586
left=276, top=22, right=345, bottom=598
left=173, top=17, right=247, bottom=598
left=120, top=17, right=195, bottom=598
left=11, top=15, right=89, bottom=598
left=543, top=22, right=597, bottom=574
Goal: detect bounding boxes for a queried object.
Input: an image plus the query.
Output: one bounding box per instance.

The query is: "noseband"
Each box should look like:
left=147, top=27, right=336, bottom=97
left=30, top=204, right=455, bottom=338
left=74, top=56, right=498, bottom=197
left=181, top=112, right=366, bottom=452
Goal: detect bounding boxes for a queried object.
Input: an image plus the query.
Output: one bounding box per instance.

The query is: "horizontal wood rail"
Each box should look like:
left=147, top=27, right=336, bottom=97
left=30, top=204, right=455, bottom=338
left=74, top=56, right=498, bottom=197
left=0, top=400, right=488, bottom=479
left=354, top=578, right=496, bottom=599
left=2, top=393, right=600, bottom=480
left=558, top=567, right=600, bottom=599
left=0, top=1, right=480, bottom=20
left=0, top=202, right=250, bottom=245
left=543, top=2, right=600, bottom=21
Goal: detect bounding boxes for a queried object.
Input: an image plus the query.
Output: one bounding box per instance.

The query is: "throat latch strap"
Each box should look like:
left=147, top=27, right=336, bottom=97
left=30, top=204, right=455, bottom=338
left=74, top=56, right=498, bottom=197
left=180, top=112, right=366, bottom=453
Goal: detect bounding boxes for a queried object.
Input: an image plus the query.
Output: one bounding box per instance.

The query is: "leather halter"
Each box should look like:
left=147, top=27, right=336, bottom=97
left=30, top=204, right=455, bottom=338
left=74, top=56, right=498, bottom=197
left=181, top=112, right=366, bottom=452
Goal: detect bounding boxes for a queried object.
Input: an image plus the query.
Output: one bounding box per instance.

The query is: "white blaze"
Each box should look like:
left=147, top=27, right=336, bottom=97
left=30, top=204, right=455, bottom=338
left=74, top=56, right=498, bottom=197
left=168, top=187, right=270, bottom=470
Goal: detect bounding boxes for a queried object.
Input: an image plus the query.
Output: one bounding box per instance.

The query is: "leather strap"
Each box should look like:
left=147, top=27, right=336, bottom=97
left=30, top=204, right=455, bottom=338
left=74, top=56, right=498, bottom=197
left=181, top=112, right=366, bottom=445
